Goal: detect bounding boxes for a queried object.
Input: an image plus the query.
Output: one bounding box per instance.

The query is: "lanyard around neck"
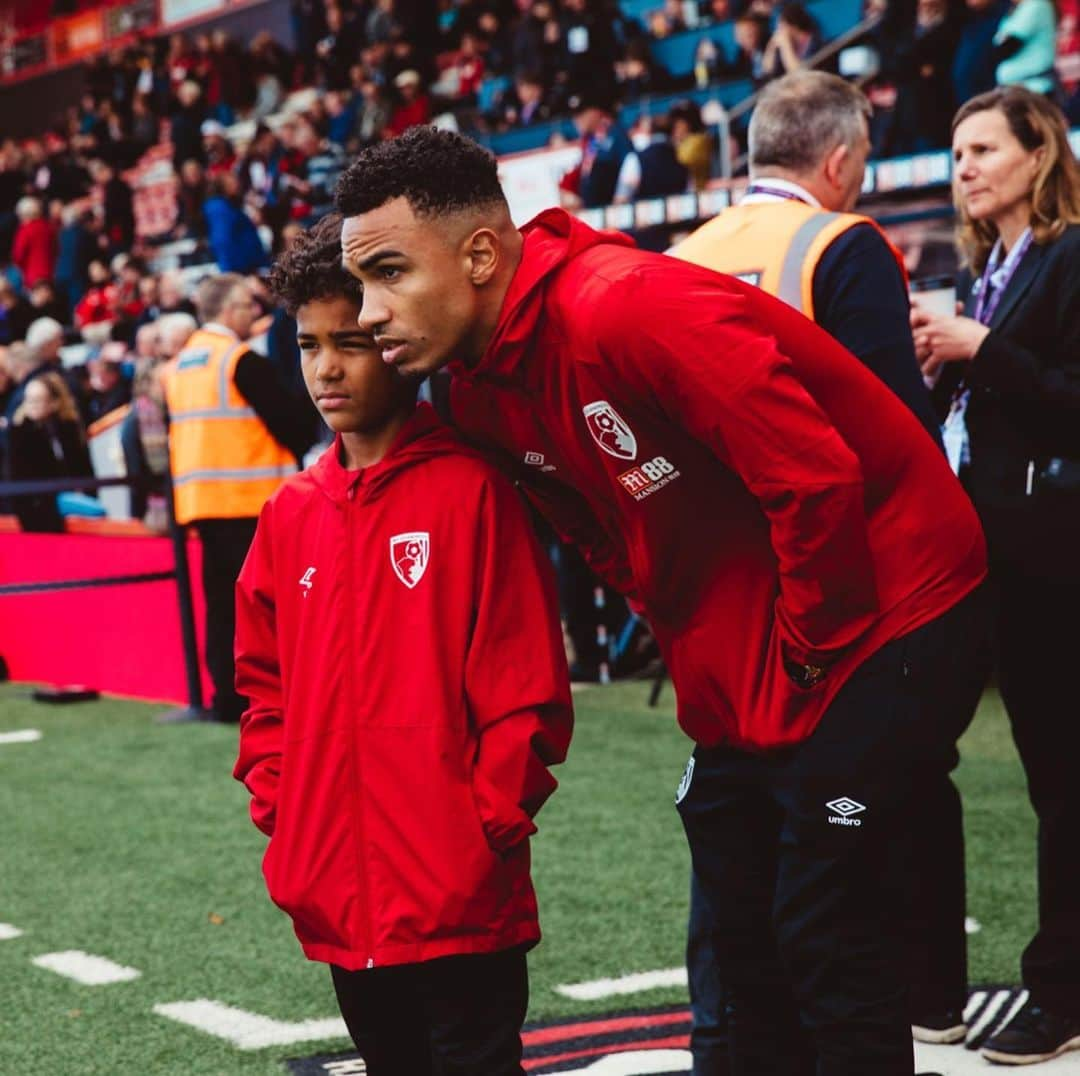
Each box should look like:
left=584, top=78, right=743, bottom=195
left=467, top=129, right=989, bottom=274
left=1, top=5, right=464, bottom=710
left=973, top=228, right=1033, bottom=326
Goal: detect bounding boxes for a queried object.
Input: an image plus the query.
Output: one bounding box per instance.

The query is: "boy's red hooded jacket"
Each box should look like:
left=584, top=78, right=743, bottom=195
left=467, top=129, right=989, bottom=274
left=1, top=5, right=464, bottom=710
left=451, top=209, right=987, bottom=750
left=233, top=404, right=573, bottom=971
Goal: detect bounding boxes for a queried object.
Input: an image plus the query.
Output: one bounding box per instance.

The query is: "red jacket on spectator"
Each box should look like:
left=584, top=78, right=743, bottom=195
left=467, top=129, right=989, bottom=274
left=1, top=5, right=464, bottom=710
left=233, top=406, right=573, bottom=970
left=12, top=218, right=57, bottom=286
left=387, top=93, right=432, bottom=137
left=451, top=209, right=987, bottom=751
left=74, top=283, right=119, bottom=327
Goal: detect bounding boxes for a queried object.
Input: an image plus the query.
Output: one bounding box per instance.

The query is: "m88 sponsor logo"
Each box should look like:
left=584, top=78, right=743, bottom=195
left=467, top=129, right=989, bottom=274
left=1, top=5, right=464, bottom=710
left=618, top=456, right=681, bottom=501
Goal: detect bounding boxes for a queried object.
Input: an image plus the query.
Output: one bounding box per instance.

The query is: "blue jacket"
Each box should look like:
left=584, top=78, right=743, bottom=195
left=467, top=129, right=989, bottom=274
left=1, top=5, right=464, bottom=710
left=203, top=197, right=269, bottom=274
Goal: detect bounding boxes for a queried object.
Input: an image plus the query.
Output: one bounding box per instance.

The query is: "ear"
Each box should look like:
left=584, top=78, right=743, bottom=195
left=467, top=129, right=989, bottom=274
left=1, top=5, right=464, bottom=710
left=464, top=227, right=501, bottom=287
left=822, top=142, right=848, bottom=193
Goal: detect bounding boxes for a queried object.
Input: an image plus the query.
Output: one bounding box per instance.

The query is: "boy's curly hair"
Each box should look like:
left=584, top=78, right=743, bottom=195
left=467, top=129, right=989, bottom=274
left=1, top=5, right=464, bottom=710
left=335, top=126, right=506, bottom=220
left=267, top=213, right=363, bottom=316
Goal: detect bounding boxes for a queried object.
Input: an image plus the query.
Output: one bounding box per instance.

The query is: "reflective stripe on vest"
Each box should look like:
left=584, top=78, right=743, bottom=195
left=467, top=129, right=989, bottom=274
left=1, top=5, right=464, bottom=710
left=670, top=201, right=908, bottom=321
left=165, top=329, right=296, bottom=524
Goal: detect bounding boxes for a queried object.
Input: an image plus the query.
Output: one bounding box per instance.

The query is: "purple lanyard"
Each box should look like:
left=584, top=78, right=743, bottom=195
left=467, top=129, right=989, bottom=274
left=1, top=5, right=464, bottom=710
left=744, top=184, right=811, bottom=204
left=973, top=228, right=1033, bottom=325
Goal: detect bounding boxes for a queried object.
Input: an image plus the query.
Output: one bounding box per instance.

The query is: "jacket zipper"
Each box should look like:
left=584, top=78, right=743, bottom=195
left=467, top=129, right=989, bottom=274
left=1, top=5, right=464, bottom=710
left=345, top=482, right=375, bottom=967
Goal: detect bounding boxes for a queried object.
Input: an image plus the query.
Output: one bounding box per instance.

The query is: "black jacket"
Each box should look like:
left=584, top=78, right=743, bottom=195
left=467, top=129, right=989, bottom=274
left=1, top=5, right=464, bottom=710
left=945, top=224, right=1080, bottom=578
left=7, top=416, right=93, bottom=532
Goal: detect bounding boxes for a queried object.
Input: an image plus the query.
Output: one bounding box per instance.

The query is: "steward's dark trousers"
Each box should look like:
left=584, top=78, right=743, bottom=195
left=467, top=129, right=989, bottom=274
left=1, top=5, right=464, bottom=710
left=330, top=946, right=529, bottom=1076
left=194, top=517, right=257, bottom=722
left=993, top=570, right=1080, bottom=1013
left=677, top=586, right=989, bottom=1076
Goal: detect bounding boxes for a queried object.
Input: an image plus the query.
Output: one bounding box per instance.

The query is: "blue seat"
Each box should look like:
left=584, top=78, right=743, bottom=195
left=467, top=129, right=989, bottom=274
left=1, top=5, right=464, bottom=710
left=807, top=0, right=863, bottom=42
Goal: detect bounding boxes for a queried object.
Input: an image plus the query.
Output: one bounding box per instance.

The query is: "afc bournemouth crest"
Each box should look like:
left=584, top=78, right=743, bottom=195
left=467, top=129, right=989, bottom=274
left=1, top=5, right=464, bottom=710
left=389, top=532, right=430, bottom=589
left=583, top=400, right=638, bottom=461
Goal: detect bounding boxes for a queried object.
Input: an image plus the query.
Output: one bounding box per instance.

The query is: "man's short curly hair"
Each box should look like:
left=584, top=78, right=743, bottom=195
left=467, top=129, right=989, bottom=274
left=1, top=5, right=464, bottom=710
left=267, top=213, right=363, bottom=316
left=335, top=126, right=506, bottom=220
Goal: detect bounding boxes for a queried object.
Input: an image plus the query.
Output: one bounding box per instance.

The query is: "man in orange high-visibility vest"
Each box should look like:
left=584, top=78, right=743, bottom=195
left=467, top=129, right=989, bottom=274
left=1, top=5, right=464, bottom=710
left=671, top=71, right=984, bottom=1070
left=165, top=273, right=312, bottom=723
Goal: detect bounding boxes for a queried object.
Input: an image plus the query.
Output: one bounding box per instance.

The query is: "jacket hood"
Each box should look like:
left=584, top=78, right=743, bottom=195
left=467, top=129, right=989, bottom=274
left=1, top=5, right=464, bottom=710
left=308, top=402, right=466, bottom=504
left=464, top=208, right=636, bottom=379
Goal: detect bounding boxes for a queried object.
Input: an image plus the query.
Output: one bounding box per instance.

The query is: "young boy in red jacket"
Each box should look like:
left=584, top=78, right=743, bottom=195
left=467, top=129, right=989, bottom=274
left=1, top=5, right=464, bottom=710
left=232, top=214, right=573, bottom=1076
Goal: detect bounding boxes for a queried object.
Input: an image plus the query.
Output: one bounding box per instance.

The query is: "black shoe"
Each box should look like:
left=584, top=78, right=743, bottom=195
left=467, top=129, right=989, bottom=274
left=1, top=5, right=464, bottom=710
left=912, top=1006, right=967, bottom=1044
left=981, top=999, right=1080, bottom=1065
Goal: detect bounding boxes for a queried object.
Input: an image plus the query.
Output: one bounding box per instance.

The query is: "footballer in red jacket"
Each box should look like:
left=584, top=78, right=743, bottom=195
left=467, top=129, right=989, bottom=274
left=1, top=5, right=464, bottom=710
left=336, top=130, right=989, bottom=1075
left=233, top=215, right=573, bottom=1075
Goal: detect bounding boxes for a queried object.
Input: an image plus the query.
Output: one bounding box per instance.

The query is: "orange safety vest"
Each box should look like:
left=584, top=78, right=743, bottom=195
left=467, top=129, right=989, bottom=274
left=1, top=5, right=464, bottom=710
left=670, top=199, right=908, bottom=321
left=164, top=327, right=297, bottom=525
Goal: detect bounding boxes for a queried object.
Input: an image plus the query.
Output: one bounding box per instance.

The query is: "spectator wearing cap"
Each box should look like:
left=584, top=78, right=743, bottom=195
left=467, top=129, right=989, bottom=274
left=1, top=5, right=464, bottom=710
left=11, top=197, right=56, bottom=288
left=387, top=70, right=432, bottom=136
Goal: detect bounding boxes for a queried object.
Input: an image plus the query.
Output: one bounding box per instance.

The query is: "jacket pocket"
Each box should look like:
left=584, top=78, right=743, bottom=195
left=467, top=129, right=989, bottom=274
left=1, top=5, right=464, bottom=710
left=470, top=767, right=537, bottom=856
left=262, top=729, right=358, bottom=953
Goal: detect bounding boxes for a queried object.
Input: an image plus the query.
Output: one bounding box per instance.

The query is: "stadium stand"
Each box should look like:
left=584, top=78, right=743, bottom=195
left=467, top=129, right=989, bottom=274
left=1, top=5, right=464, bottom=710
left=0, top=0, right=1078, bottom=687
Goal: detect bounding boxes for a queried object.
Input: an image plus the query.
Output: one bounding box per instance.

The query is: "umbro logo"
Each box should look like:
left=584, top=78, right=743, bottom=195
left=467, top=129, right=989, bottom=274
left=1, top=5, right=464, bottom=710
left=523, top=451, right=556, bottom=472
left=826, top=797, right=866, bottom=826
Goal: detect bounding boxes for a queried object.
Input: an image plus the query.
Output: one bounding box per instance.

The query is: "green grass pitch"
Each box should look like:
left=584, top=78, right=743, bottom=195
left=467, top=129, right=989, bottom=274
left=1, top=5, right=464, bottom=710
left=0, top=681, right=1035, bottom=1074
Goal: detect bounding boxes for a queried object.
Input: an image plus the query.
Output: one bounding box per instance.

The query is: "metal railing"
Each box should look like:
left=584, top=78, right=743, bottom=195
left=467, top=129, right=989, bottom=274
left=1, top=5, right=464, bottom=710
left=714, top=12, right=884, bottom=179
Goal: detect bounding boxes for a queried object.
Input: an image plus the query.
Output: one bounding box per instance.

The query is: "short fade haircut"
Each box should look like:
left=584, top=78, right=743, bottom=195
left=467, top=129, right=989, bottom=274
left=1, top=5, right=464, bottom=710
left=335, top=126, right=507, bottom=220
left=749, top=71, right=870, bottom=174
left=195, top=272, right=246, bottom=323
left=267, top=213, right=363, bottom=316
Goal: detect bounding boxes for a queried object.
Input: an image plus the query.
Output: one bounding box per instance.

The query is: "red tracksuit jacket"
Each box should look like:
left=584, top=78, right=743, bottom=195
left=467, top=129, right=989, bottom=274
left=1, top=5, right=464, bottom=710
left=233, top=404, right=573, bottom=970
left=451, top=209, right=987, bottom=750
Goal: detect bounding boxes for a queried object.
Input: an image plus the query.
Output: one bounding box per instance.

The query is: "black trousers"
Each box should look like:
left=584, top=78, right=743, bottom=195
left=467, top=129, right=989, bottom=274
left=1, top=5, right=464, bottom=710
left=194, top=517, right=257, bottom=723
left=678, top=586, right=989, bottom=1076
left=991, top=569, right=1080, bottom=1013
left=330, top=947, right=529, bottom=1076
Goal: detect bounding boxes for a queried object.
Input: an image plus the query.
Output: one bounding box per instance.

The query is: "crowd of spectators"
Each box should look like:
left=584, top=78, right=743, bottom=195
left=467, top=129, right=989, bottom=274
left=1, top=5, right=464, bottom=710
left=0, top=0, right=1077, bottom=531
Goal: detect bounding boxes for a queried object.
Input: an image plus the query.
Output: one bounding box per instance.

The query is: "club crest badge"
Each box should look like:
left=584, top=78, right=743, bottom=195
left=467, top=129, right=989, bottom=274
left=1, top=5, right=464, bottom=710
left=583, top=400, right=638, bottom=460
left=389, top=532, right=430, bottom=589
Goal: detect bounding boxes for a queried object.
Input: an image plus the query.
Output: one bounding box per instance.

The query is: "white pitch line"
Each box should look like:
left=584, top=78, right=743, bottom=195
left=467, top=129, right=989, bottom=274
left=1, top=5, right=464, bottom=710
left=154, top=999, right=348, bottom=1050
left=556, top=967, right=688, bottom=1001
left=560, top=1052, right=691, bottom=1075
left=32, top=951, right=141, bottom=985
left=0, top=729, right=42, bottom=745
left=0, top=923, right=23, bottom=940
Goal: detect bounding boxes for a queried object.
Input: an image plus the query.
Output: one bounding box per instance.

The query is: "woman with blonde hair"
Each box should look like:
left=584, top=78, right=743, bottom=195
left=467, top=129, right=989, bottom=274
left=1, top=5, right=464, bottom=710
left=912, top=85, right=1080, bottom=1065
left=8, top=371, right=93, bottom=532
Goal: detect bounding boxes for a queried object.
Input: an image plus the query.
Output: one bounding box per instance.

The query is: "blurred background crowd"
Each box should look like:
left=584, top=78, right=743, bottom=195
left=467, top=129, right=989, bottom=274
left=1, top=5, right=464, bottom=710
left=0, top=0, right=1078, bottom=679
